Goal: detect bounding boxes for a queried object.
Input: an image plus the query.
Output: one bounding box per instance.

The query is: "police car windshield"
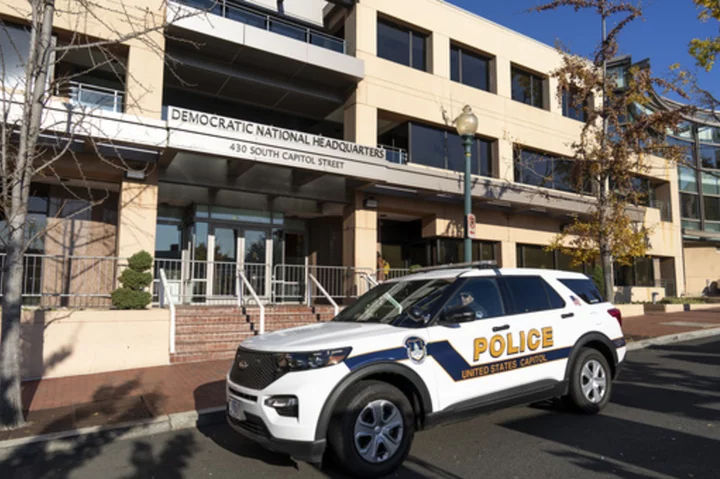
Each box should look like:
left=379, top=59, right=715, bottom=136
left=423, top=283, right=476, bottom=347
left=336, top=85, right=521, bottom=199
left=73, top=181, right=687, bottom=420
left=333, top=279, right=453, bottom=324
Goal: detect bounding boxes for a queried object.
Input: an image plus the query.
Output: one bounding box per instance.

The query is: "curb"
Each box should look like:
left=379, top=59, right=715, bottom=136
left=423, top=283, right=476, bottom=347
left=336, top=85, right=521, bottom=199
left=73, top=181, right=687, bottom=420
left=0, top=406, right=226, bottom=456
left=626, top=326, right=720, bottom=351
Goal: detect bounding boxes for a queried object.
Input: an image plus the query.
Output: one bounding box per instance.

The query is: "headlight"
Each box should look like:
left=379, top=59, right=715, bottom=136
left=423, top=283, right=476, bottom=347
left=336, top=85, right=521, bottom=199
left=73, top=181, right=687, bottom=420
left=274, top=347, right=352, bottom=373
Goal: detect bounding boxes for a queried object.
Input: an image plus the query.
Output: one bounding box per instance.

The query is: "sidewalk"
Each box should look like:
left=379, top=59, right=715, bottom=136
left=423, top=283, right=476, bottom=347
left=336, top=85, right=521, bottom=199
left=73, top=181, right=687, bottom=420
left=2, top=308, right=719, bottom=444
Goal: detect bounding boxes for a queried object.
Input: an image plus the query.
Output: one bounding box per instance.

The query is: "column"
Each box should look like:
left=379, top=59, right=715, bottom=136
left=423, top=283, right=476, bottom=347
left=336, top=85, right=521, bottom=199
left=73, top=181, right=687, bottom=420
left=125, top=40, right=165, bottom=119
left=117, top=176, right=159, bottom=259
left=344, top=98, right=378, bottom=147
left=499, top=241, right=516, bottom=268
left=343, top=193, right=378, bottom=296
left=494, top=56, right=512, bottom=99
left=431, top=33, right=450, bottom=79
left=345, top=2, right=376, bottom=57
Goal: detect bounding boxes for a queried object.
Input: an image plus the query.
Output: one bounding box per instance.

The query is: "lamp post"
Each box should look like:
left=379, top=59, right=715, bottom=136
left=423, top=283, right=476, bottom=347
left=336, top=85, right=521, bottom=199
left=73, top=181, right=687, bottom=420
left=455, top=105, right=479, bottom=263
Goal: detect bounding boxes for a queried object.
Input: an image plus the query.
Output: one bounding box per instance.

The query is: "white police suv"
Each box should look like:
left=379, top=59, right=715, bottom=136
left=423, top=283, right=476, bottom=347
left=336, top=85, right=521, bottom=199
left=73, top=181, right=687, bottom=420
left=226, top=263, right=626, bottom=478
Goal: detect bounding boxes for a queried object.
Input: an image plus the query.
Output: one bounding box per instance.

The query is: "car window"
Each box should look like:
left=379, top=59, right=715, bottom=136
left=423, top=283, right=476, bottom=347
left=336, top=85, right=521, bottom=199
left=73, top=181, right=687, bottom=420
left=559, top=278, right=605, bottom=304
left=502, top=276, right=565, bottom=313
left=443, top=278, right=505, bottom=320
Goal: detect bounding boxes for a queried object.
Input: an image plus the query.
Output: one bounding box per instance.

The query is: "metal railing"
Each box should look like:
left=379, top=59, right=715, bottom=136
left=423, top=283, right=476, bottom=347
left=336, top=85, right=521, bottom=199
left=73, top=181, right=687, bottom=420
left=158, top=269, right=177, bottom=353
left=239, top=270, right=265, bottom=334
left=177, top=0, right=347, bottom=54
left=648, top=199, right=672, bottom=222
left=308, top=273, right=339, bottom=317
left=64, top=81, right=124, bottom=113
left=273, top=264, right=374, bottom=303
left=381, top=145, right=409, bottom=164
left=0, top=253, right=124, bottom=308
left=375, top=268, right=411, bottom=282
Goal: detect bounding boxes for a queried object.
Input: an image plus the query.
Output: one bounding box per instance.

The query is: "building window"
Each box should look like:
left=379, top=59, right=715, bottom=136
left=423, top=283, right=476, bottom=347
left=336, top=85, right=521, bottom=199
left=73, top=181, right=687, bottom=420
left=437, top=239, right=497, bottom=265
left=0, top=24, right=31, bottom=91
left=562, top=87, right=588, bottom=122
left=381, top=122, right=495, bottom=177
left=514, top=147, right=589, bottom=193
left=615, top=257, right=654, bottom=287
left=450, top=44, right=491, bottom=92
left=516, top=244, right=591, bottom=273
left=377, top=18, right=427, bottom=71
left=680, top=193, right=699, bottom=219
left=700, top=144, right=720, bottom=169
left=511, top=66, right=544, bottom=109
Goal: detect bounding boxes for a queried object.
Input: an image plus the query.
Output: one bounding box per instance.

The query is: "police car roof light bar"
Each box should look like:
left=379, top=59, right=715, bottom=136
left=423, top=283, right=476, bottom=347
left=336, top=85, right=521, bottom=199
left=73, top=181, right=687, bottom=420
left=414, top=260, right=498, bottom=273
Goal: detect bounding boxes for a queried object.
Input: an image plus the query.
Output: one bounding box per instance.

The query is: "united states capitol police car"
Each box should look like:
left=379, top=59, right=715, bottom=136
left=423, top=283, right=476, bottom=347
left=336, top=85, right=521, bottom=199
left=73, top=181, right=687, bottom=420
left=226, top=262, right=626, bottom=478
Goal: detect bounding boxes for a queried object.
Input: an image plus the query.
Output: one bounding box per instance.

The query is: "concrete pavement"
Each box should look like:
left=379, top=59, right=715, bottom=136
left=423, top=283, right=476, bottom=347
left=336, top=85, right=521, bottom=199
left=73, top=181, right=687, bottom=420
left=1, top=335, right=718, bottom=478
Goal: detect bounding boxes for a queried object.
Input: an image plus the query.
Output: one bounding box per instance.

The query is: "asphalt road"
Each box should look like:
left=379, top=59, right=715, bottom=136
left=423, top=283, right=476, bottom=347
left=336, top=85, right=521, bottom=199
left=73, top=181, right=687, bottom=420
left=2, top=337, right=719, bottom=479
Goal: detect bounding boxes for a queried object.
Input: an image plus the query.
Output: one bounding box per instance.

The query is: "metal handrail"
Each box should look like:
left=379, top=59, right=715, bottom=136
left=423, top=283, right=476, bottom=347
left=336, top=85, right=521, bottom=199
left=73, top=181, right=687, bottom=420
left=239, top=270, right=265, bottom=334
left=308, top=273, right=339, bottom=317
left=159, top=269, right=177, bottom=354
left=178, top=0, right=347, bottom=54
left=66, top=81, right=124, bottom=113
left=362, top=273, right=403, bottom=314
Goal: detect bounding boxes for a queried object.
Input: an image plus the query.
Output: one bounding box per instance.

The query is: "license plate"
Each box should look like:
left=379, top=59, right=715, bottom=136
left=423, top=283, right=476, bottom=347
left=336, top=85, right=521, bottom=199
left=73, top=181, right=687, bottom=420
left=228, top=398, right=246, bottom=421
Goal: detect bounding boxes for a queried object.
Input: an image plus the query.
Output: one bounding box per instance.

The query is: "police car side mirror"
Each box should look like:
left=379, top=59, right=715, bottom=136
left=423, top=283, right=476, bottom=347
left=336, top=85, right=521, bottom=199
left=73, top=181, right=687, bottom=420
left=441, top=309, right=476, bottom=324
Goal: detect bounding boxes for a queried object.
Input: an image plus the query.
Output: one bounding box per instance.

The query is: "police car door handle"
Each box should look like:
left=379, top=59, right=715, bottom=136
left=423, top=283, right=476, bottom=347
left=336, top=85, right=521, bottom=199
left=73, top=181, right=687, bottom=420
left=492, top=325, right=510, bottom=332
left=561, top=313, right=575, bottom=319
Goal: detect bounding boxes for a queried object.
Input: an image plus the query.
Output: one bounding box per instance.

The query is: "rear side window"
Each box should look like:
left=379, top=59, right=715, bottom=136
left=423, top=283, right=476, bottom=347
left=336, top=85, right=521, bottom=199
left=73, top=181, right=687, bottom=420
left=559, top=278, right=605, bottom=304
left=501, top=276, right=566, bottom=314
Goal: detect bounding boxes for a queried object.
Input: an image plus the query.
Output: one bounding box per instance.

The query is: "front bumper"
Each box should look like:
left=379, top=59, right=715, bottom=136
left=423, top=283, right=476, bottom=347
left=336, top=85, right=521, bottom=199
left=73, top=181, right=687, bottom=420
left=226, top=409, right=326, bottom=463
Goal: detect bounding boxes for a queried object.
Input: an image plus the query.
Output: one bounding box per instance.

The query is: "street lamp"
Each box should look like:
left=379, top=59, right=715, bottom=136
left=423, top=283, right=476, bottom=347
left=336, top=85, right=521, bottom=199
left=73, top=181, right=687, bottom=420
left=455, top=105, right=478, bottom=263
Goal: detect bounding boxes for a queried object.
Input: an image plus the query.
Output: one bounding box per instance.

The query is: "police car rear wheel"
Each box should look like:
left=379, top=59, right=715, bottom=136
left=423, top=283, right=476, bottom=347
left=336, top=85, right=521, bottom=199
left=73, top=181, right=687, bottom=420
left=568, top=348, right=612, bottom=414
left=328, top=380, right=414, bottom=478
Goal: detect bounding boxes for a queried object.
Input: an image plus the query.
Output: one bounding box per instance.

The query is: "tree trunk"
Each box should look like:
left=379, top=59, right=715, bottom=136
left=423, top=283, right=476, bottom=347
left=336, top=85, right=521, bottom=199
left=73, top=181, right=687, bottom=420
left=601, top=251, right=614, bottom=303
left=0, top=207, right=27, bottom=429
left=0, top=0, right=56, bottom=430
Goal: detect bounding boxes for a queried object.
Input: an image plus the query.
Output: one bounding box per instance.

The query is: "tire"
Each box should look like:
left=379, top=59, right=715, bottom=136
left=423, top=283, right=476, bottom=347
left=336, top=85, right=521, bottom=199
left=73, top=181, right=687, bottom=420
left=566, top=348, right=612, bottom=414
left=328, top=380, right=415, bottom=478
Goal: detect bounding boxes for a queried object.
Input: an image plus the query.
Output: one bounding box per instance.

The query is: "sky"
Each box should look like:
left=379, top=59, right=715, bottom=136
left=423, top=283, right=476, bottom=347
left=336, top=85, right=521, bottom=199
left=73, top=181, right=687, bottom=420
left=448, top=0, right=719, bottom=98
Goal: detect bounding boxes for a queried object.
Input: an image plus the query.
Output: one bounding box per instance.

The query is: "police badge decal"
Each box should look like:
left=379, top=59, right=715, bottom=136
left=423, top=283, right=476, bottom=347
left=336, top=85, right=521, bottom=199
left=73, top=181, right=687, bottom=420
left=404, top=337, right=427, bottom=364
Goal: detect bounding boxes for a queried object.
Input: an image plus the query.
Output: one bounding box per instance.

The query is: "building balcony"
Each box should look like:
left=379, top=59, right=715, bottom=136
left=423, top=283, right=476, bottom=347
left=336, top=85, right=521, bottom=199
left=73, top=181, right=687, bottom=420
left=178, top=0, right=347, bottom=53
left=167, top=0, right=363, bottom=82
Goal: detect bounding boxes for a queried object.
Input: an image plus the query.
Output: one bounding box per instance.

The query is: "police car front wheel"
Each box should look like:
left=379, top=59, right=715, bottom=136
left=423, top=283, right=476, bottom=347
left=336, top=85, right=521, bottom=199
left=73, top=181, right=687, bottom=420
left=567, top=348, right=612, bottom=414
left=328, top=380, right=415, bottom=478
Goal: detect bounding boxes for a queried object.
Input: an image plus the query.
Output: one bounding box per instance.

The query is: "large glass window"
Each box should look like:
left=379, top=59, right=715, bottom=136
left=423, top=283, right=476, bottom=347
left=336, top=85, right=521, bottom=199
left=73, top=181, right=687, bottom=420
left=679, top=166, right=698, bottom=193
left=701, top=144, right=720, bottom=170
left=0, top=24, right=31, bottom=91
left=511, top=66, right=544, bottom=109
left=407, top=122, right=494, bottom=177
left=377, top=18, right=427, bottom=71
left=450, top=44, right=491, bottom=92
left=680, top=193, right=700, bottom=219
left=515, top=148, right=588, bottom=193
left=615, top=257, right=654, bottom=287
left=517, top=244, right=593, bottom=274
left=562, top=87, right=587, bottom=122
left=436, top=239, right=497, bottom=265
left=705, top=196, right=720, bottom=222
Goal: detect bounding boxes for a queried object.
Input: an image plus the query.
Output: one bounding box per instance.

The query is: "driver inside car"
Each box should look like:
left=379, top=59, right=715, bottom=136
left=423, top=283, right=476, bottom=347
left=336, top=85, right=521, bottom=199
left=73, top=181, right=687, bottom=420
left=457, top=290, right=490, bottom=319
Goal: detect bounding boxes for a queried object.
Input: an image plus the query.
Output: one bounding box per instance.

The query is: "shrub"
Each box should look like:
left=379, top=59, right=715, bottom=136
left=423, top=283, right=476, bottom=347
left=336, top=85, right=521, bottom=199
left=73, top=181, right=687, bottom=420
left=112, top=250, right=153, bottom=310
left=660, top=296, right=706, bottom=304
left=591, top=265, right=605, bottom=298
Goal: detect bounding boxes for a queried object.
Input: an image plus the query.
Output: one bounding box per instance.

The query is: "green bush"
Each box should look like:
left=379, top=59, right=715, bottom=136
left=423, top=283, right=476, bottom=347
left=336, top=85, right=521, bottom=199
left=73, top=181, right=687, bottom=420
left=591, top=265, right=605, bottom=298
left=112, top=250, right=153, bottom=310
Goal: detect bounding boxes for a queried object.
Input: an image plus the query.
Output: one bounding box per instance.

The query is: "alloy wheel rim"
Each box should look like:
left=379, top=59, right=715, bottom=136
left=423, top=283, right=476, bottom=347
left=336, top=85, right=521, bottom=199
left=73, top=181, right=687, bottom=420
left=580, top=359, right=607, bottom=403
left=353, top=399, right=404, bottom=463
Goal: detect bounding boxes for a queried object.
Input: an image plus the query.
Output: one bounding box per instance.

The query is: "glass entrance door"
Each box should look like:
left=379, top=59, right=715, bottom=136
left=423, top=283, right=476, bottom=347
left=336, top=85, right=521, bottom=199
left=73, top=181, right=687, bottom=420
left=212, top=226, right=238, bottom=297
left=242, top=229, right=268, bottom=298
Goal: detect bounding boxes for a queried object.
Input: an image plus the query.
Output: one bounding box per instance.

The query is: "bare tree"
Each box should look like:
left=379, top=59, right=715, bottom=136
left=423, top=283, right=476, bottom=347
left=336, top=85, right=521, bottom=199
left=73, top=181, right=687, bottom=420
left=0, top=0, right=208, bottom=430
left=532, top=0, right=692, bottom=297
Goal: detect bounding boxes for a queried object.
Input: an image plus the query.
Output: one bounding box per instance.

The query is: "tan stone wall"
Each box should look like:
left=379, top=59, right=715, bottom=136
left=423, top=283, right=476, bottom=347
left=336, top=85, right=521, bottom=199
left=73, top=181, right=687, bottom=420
left=117, top=178, right=159, bottom=259
left=12, top=309, right=169, bottom=379
left=684, top=244, right=720, bottom=296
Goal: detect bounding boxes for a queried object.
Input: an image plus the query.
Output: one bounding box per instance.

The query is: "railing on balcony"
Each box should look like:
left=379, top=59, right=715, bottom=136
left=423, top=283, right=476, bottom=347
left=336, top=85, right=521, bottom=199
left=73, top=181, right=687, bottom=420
left=64, top=81, right=125, bottom=113
left=648, top=199, right=672, bottom=222
left=381, top=145, right=409, bottom=164
left=177, top=0, right=347, bottom=54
